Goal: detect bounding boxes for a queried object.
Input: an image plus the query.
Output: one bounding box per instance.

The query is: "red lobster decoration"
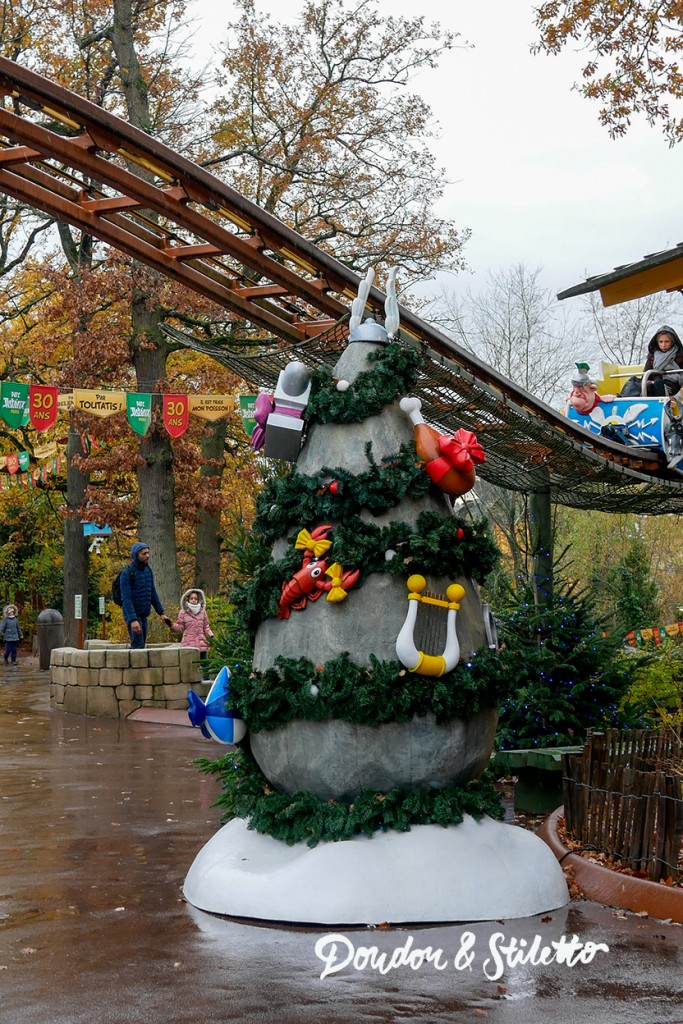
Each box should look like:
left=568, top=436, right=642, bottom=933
left=277, top=525, right=360, bottom=620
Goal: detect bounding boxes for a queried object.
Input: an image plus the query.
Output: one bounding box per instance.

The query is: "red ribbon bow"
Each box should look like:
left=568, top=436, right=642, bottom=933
left=426, top=429, right=485, bottom=484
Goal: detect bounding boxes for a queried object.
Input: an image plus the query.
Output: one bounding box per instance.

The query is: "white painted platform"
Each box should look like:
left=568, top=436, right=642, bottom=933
left=183, top=815, right=568, bottom=925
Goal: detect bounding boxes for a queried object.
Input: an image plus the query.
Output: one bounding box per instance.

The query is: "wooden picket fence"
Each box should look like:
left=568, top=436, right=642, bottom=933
left=562, top=727, right=683, bottom=882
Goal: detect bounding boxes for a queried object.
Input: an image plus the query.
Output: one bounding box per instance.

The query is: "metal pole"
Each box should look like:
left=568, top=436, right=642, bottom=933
left=529, top=470, right=553, bottom=610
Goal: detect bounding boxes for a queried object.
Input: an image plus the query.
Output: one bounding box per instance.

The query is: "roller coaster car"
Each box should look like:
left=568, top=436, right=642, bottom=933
left=566, top=362, right=683, bottom=473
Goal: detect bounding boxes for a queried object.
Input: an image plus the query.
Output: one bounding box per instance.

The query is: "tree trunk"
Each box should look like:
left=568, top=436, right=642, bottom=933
left=133, top=317, right=181, bottom=609
left=112, top=0, right=180, bottom=609
left=194, top=418, right=228, bottom=594
left=63, top=421, right=89, bottom=647
left=112, top=0, right=152, bottom=134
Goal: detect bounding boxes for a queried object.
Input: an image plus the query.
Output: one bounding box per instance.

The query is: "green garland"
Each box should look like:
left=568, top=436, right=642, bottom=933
left=228, top=649, right=507, bottom=733
left=198, top=747, right=504, bottom=847
left=331, top=512, right=499, bottom=583
left=231, top=512, right=499, bottom=639
left=252, top=443, right=429, bottom=542
left=307, top=342, right=422, bottom=424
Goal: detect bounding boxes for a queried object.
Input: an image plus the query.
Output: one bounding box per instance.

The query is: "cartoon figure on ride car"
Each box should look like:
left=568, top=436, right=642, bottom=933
left=566, top=354, right=683, bottom=472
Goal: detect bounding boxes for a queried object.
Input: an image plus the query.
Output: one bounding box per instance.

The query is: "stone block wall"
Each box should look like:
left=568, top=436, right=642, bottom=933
left=49, top=643, right=210, bottom=718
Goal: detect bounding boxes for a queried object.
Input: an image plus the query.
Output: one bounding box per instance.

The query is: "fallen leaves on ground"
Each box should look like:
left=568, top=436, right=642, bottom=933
left=556, top=817, right=682, bottom=888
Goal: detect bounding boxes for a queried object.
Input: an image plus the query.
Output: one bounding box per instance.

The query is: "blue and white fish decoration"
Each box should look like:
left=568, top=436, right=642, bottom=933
left=187, top=665, right=247, bottom=745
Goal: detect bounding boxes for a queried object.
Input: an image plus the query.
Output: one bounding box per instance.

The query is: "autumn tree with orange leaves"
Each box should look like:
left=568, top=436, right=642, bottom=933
left=208, top=0, right=469, bottom=282
left=0, top=0, right=212, bottom=638
left=0, top=0, right=470, bottom=641
left=534, top=1, right=683, bottom=143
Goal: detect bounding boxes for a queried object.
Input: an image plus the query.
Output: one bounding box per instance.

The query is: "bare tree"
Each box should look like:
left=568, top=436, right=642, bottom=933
left=432, top=264, right=583, bottom=407
left=580, top=291, right=683, bottom=367
left=431, top=263, right=587, bottom=601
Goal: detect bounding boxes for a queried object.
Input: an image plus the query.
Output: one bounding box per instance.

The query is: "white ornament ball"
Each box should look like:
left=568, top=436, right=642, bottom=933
left=385, top=549, right=397, bottom=562
left=310, top=684, right=320, bottom=697
left=336, top=379, right=350, bottom=392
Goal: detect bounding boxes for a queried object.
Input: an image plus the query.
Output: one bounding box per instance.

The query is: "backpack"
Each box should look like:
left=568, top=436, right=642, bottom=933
left=112, top=565, right=135, bottom=606
left=618, top=375, right=643, bottom=398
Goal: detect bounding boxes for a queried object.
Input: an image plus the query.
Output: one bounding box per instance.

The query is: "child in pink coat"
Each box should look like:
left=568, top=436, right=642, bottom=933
left=171, top=588, right=214, bottom=659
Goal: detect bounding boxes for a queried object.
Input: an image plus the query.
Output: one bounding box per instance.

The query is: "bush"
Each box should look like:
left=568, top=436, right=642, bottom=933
left=620, top=639, right=683, bottom=727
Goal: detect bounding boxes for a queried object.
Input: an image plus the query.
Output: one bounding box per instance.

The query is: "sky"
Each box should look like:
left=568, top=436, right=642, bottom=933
left=187, top=0, right=683, bottom=309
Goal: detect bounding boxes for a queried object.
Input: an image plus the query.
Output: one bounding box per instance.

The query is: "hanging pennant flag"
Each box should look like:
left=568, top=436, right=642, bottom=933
left=58, top=391, right=74, bottom=412
left=0, top=382, right=29, bottom=428
left=17, top=451, right=30, bottom=472
left=34, top=441, right=58, bottom=461
left=163, top=394, right=189, bottom=438
left=239, top=395, right=258, bottom=438
left=29, top=385, right=59, bottom=432
left=77, top=429, right=91, bottom=455
left=188, top=395, right=235, bottom=422
left=5, top=453, right=19, bottom=474
left=73, top=389, right=126, bottom=417
left=126, top=393, right=153, bottom=436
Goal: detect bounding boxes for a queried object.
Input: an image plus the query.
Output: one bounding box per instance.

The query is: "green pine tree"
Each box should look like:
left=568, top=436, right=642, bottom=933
left=496, top=577, right=638, bottom=749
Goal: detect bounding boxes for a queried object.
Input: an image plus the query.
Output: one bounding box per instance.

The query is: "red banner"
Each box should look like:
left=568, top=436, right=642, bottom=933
left=29, top=385, right=59, bottom=432
left=162, top=394, right=189, bottom=438
left=6, top=453, right=19, bottom=474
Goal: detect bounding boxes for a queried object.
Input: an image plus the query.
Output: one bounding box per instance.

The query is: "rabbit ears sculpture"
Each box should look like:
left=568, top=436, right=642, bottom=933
left=348, top=266, right=400, bottom=343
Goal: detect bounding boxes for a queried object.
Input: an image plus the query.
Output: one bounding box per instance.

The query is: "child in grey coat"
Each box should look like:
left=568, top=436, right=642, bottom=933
left=0, top=604, right=22, bottom=664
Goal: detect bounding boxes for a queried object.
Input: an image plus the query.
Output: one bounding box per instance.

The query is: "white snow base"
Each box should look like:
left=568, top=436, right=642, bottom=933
left=183, top=815, right=568, bottom=925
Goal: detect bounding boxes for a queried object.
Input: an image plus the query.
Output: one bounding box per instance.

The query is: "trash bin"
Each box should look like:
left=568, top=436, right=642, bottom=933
left=37, top=609, right=65, bottom=671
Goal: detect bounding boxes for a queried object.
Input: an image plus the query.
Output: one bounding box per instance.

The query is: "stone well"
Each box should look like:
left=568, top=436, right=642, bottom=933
left=49, top=643, right=209, bottom=719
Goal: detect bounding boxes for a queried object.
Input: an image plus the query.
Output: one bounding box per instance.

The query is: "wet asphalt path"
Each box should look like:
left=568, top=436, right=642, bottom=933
left=0, top=661, right=681, bottom=1024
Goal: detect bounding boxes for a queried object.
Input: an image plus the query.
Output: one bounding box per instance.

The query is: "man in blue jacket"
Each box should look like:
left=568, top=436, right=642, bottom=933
left=120, top=542, right=172, bottom=649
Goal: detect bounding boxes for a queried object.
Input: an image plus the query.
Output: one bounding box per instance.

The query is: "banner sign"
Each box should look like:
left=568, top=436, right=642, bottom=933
left=163, top=394, right=189, bottom=438
left=239, top=395, right=258, bottom=438
left=73, top=389, right=126, bottom=417
left=126, top=393, right=153, bottom=436
left=29, top=385, right=59, bottom=432
left=188, top=395, right=235, bottom=421
left=1, top=382, right=29, bottom=428
left=0, top=382, right=248, bottom=441
left=34, top=441, right=58, bottom=461
left=625, top=621, right=683, bottom=647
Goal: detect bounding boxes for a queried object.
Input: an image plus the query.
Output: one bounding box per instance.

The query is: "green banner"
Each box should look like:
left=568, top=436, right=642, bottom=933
left=17, top=451, right=30, bottom=471
left=239, top=394, right=257, bottom=438
left=126, top=393, right=152, bottom=436
left=1, top=382, right=29, bottom=428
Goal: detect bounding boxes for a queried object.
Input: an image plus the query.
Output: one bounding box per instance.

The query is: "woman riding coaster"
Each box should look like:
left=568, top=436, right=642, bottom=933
left=620, top=325, right=683, bottom=397
left=641, top=326, right=683, bottom=467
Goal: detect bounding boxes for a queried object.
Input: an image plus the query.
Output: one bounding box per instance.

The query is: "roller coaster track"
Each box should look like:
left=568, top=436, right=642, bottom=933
left=0, top=57, right=681, bottom=513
